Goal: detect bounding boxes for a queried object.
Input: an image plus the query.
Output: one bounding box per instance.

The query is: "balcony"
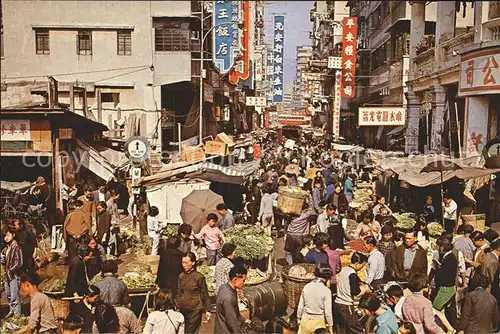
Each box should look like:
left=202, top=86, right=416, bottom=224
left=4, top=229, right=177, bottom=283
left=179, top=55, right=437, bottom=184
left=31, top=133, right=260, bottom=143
left=439, top=31, right=475, bottom=70
left=414, top=48, right=436, bottom=79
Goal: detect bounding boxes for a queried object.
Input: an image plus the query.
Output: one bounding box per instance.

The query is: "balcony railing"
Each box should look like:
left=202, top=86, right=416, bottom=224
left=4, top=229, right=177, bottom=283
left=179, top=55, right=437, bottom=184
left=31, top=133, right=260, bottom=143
left=439, top=31, right=475, bottom=69
left=414, top=48, right=435, bottom=79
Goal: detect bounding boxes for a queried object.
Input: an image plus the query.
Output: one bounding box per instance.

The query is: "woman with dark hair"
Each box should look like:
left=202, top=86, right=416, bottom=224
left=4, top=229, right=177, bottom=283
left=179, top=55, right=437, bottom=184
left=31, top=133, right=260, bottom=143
left=65, top=244, right=91, bottom=298
left=93, top=303, right=120, bottom=333
left=144, top=288, right=185, bottom=334
left=175, top=252, right=210, bottom=334
left=413, top=219, right=430, bottom=250
left=156, top=235, right=184, bottom=296
left=297, top=264, right=334, bottom=334
left=178, top=224, right=195, bottom=254
left=214, top=243, right=237, bottom=294
left=85, top=236, right=105, bottom=280
left=147, top=206, right=163, bottom=255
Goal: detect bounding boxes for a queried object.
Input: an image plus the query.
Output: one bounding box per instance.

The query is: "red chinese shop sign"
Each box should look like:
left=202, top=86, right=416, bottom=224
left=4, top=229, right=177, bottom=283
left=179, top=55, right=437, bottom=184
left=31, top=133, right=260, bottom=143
left=358, top=107, right=406, bottom=127
left=341, top=17, right=358, bottom=98
left=1, top=119, right=31, bottom=141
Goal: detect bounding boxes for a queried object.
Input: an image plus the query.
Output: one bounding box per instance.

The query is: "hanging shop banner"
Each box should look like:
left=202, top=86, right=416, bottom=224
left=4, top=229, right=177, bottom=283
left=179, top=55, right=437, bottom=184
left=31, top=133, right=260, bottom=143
left=459, top=47, right=500, bottom=97
left=213, top=0, right=239, bottom=74
left=246, top=96, right=267, bottom=107
left=255, top=52, right=263, bottom=81
left=333, top=70, right=342, bottom=137
left=358, top=107, right=406, bottom=126
left=1, top=119, right=31, bottom=141
left=229, top=0, right=250, bottom=84
left=272, top=15, right=285, bottom=103
left=341, top=17, right=358, bottom=98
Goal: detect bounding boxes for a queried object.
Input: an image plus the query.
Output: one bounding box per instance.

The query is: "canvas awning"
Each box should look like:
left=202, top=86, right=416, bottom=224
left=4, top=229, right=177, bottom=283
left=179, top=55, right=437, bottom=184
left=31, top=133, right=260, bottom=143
left=76, top=139, right=118, bottom=181
left=332, top=143, right=365, bottom=152
left=379, top=154, right=500, bottom=187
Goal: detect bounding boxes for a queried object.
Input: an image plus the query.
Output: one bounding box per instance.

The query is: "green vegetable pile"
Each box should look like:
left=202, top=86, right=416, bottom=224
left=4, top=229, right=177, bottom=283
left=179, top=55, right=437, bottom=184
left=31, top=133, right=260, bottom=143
left=428, top=222, right=444, bottom=237
left=161, top=224, right=179, bottom=239
left=122, top=272, right=157, bottom=290
left=224, top=225, right=274, bottom=261
left=198, top=264, right=215, bottom=296
left=43, top=279, right=66, bottom=293
left=353, top=188, right=372, bottom=202
left=2, top=315, right=28, bottom=333
left=89, top=273, right=103, bottom=285
left=393, top=212, right=418, bottom=230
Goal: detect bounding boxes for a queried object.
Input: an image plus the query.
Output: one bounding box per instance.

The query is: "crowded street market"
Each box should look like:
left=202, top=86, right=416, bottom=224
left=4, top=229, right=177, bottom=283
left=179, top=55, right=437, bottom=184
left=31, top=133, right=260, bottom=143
left=1, top=1, right=500, bottom=334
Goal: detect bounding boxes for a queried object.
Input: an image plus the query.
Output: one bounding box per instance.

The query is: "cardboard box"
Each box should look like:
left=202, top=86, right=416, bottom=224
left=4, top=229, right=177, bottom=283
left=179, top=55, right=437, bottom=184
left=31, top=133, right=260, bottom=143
left=184, top=145, right=206, bottom=162
left=205, top=140, right=228, bottom=156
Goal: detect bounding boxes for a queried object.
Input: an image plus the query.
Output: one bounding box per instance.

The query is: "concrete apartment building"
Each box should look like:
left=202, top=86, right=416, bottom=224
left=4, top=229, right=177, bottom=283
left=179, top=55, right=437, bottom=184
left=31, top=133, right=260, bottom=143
left=1, top=0, right=243, bottom=151
left=292, top=45, right=313, bottom=109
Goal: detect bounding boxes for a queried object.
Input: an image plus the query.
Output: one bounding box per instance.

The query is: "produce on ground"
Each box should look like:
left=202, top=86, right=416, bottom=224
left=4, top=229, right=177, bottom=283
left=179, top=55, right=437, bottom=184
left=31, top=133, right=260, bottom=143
left=122, top=272, right=157, bottom=290
left=224, top=225, right=274, bottom=261
left=161, top=224, right=179, bottom=239
left=353, top=188, right=372, bottom=202
left=2, top=315, right=28, bottom=334
left=428, top=222, right=444, bottom=237
left=393, top=212, right=418, bottom=230
left=89, top=273, right=103, bottom=285
left=198, top=264, right=215, bottom=296
left=246, top=268, right=268, bottom=285
left=43, top=279, right=66, bottom=293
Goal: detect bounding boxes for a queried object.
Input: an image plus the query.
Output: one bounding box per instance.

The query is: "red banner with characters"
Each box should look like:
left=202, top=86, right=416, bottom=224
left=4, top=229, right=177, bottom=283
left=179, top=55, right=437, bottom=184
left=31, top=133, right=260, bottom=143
left=341, top=17, right=358, bottom=98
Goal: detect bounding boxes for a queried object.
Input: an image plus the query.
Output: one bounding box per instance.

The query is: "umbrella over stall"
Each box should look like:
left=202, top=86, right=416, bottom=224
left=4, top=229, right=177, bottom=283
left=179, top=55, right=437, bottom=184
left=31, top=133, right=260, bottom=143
left=180, top=189, right=224, bottom=233
left=420, top=158, right=462, bottom=225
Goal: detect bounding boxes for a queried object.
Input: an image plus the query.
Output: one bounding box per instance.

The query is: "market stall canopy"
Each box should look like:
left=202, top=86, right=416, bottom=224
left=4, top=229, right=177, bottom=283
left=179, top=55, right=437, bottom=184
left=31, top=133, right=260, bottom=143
left=332, top=143, right=364, bottom=152
left=0, top=180, right=31, bottom=192
left=180, top=189, right=223, bottom=233
left=76, top=139, right=121, bottom=181
left=198, top=159, right=260, bottom=184
left=380, top=154, right=500, bottom=187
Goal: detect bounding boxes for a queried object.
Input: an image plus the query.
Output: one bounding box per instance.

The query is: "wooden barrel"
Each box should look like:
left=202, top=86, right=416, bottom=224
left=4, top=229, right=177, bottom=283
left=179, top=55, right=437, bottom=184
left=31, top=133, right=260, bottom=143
left=242, top=282, right=287, bottom=321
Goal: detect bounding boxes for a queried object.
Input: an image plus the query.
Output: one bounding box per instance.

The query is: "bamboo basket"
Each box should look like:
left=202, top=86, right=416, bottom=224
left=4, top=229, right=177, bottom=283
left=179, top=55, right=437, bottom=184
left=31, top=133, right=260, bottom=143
left=461, top=214, right=486, bottom=232
left=281, top=264, right=316, bottom=310
left=49, top=296, right=70, bottom=320
left=278, top=186, right=307, bottom=215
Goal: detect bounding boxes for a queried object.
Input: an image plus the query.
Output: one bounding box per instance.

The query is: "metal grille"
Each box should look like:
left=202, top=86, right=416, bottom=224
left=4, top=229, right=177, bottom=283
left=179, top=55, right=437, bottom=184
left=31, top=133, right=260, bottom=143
left=35, top=30, right=50, bottom=54
left=154, top=22, right=190, bottom=52
left=76, top=30, right=92, bottom=55
left=117, top=30, right=132, bottom=55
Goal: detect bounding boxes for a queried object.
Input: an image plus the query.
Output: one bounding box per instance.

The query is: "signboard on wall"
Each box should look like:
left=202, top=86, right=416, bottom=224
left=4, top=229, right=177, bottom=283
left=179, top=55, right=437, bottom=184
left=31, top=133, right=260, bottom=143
left=212, top=0, right=239, bottom=74
left=358, top=107, right=406, bottom=126
left=272, top=15, right=285, bottom=103
left=333, top=70, right=342, bottom=137
left=459, top=47, right=500, bottom=97
left=341, top=17, right=358, bottom=98
left=246, top=96, right=267, bottom=106
left=1, top=119, right=31, bottom=141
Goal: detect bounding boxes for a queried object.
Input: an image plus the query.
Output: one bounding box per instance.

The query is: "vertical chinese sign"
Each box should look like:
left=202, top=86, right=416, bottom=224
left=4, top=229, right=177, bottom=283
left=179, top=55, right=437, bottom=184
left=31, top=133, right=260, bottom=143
left=272, top=15, right=285, bottom=104
left=213, top=1, right=239, bottom=74
left=333, top=71, right=342, bottom=137
left=341, top=17, right=358, bottom=98
left=228, top=0, right=250, bottom=84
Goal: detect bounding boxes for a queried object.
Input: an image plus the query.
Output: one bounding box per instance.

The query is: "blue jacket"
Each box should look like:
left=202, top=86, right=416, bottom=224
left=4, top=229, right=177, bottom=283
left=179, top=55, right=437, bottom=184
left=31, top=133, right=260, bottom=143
left=375, top=305, right=399, bottom=334
left=344, top=178, right=354, bottom=195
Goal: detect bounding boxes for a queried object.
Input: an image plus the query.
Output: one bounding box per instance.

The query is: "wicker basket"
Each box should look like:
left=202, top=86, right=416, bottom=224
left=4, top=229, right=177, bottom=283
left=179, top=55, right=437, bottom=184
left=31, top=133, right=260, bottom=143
left=278, top=186, right=307, bottom=215
left=49, top=297, right=70, bottom=320
left=281, top=263, right=316, bottom=310
left=461, top=214, right=486, bottom=232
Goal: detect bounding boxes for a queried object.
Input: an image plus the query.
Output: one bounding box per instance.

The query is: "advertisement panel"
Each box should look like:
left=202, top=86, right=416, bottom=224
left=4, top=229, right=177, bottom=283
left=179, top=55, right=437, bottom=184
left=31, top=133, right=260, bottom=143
left=1, top=119, right=31, bottom=141
left=229, top=0, right=250, bottom=84
left=341, top=17, right=358, bottom=99
left=459, top=47, right=500, bottom=97
left=358, top=107, right=406, bottom=126
left=212, top=0, right=239, bottom=74
left=272, top=15, right=285, bottom=103
left=333, top=70, right=342, bottom=137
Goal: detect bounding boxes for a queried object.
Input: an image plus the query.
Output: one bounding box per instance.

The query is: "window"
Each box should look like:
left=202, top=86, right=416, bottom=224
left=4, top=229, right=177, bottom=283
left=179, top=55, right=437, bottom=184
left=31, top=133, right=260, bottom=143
left=35, top=29, right=50, bottom=54
left=101, top=92, right=120, bottom=104
left=76, top=30, right=92, bottom=55
left=154, top=18, right=190, bottom=52
left=117, top=30, right=132, bottom=55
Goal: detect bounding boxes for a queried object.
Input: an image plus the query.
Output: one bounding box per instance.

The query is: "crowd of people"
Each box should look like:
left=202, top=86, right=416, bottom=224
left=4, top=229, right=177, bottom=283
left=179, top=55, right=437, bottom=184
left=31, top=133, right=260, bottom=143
left=1, top=132, right=499, bottom=334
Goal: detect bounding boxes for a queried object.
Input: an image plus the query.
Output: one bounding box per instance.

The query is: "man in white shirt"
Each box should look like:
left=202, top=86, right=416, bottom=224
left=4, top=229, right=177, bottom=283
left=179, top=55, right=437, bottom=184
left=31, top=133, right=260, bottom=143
left=364, top=236, right=386, bottom=288
left=316, top=204, right=336, bottom=234
left=442, top=195, right=458, bottom=233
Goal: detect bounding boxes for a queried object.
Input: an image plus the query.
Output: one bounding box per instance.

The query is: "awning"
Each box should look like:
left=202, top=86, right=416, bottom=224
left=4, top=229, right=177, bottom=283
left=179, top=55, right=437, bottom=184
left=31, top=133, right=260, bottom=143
left=76, top=139, right=118, bottom=181
left=332, top=143, right=365, bottom=152
left=0, top=180, right=32, bottom=192
left=387, top=126, right=406, bottom=136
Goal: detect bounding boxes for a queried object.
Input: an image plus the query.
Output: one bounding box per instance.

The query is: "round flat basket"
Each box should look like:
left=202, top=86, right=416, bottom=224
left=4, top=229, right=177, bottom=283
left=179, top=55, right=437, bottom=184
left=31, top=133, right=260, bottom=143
left=281, top=263, right=316, bottom=310
left=48, top=296, right=69, bottom=320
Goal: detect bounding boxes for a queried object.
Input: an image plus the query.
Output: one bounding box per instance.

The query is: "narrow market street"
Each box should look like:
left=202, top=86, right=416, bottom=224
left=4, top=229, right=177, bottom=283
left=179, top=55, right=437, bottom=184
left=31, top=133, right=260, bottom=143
left=1, top=1, right=500, bottom=334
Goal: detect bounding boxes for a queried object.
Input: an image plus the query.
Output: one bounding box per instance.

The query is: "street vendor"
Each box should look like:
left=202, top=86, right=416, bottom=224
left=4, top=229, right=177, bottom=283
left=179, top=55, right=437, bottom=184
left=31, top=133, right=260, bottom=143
left=354, top=212, right=381, bottom=240
left=372, top=195, right=391, bottom=217
left=443, top=194, right=458, bottom=233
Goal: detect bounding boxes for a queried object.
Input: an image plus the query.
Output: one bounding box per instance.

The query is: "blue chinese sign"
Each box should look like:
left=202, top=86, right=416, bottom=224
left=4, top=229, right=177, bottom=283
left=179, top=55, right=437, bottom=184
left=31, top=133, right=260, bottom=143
left=213, top=1, right=240, bottom=74
left=272, top=15, right=284, bottom=103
